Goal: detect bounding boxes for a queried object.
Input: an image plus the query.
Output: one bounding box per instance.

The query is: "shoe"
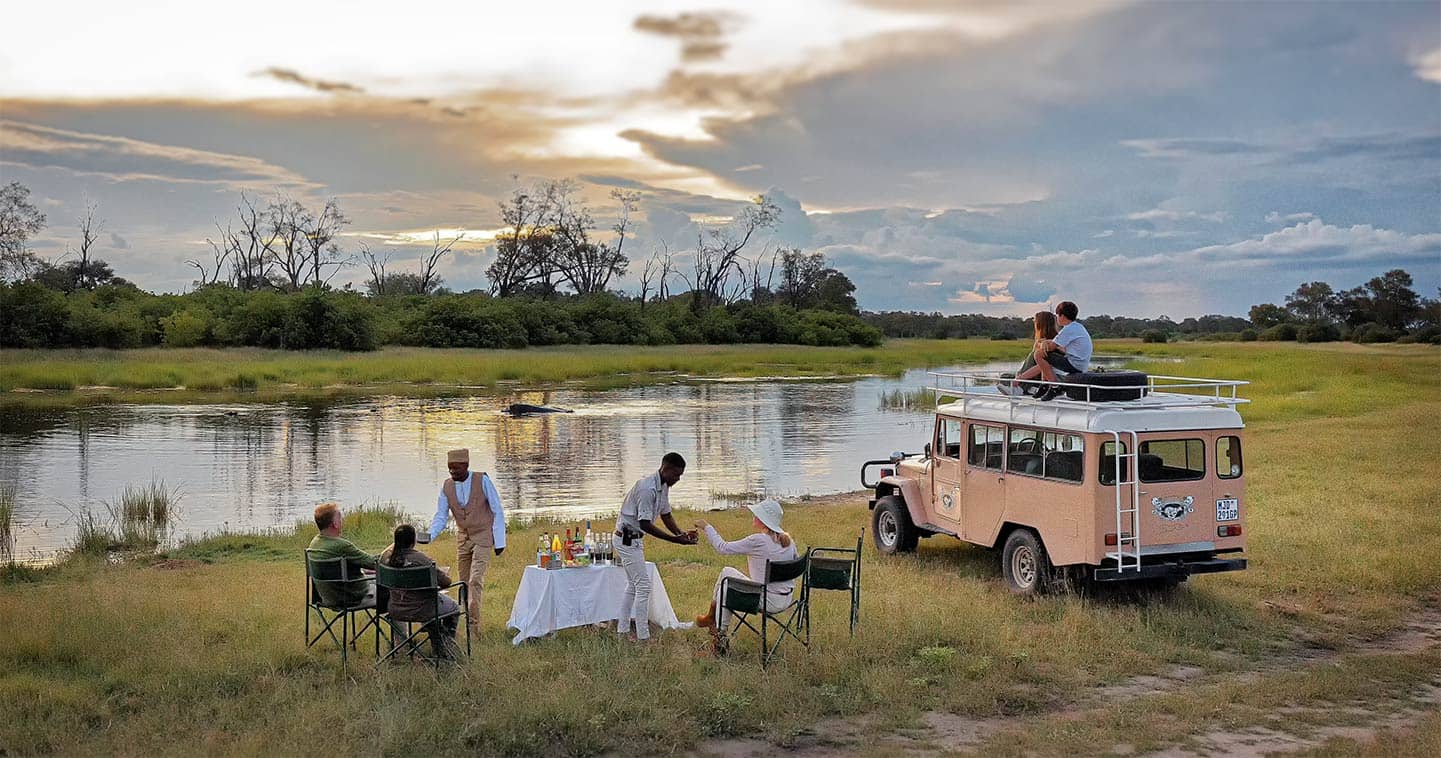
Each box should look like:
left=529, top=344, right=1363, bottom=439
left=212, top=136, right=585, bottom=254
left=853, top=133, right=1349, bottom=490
left=1037, top=385, right=1065, bottom=402
left=996, top=384, right=1021, bottom=397
left=696, top=600, right=717, bottom=629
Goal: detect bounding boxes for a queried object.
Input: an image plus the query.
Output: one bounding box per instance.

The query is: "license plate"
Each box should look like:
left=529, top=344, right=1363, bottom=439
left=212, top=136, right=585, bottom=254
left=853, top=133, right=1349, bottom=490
left=1216, top=498, right=1239, bottom=522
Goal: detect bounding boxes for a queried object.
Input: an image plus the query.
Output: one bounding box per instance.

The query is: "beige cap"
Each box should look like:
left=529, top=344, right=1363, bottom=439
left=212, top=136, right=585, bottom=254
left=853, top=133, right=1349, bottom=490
left=447, top=448, right=470, bottom=464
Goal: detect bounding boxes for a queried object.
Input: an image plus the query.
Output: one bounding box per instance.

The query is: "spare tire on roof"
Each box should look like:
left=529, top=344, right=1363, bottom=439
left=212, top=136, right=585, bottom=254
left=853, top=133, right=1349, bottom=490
left=1062, top=370, right=1150, bottom=401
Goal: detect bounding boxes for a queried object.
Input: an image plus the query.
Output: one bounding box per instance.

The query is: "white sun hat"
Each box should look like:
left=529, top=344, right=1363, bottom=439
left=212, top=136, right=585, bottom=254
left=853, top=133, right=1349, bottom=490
left=747, top=498, right=785, bottom=533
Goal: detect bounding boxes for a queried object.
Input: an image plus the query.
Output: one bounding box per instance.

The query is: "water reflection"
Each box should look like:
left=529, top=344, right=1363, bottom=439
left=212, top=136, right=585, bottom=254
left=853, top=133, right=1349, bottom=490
left=0, top=359, right=1137, bottom=561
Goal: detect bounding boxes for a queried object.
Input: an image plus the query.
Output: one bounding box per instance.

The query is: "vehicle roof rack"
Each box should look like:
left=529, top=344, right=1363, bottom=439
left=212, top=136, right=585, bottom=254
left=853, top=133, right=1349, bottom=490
left=923, top=370, right=1250, bottom=413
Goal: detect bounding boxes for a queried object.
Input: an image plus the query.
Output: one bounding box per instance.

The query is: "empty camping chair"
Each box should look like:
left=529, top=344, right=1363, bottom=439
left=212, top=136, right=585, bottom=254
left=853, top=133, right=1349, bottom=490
left=304, top=549, right=386, bottom=672
left=719, top=552, right=809, bottom=668
left=806, top=529, right=862, bottom=638
left=375, top=562, right=470, bottom=667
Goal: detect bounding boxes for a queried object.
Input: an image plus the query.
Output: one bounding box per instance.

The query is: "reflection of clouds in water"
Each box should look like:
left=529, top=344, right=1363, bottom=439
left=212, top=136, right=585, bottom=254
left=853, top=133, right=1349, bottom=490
left=0, top=373, right=951, bottom=561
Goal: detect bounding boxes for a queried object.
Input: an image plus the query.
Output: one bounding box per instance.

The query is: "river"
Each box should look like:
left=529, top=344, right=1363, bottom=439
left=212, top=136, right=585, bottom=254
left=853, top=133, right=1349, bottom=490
left=0, top=359, right=1138, bottom=562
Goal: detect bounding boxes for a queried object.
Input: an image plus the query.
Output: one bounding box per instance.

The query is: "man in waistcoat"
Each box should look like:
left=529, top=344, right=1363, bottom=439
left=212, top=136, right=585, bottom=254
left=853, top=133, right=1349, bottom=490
left=428, top=448, right=506, bottom=637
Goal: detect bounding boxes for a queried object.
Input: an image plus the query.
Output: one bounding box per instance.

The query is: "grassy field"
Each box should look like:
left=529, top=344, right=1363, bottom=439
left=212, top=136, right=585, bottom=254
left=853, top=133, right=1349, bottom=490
left=1, top=342, right=1438, bottom=755
left=0, top=341, right=1035, bottom=405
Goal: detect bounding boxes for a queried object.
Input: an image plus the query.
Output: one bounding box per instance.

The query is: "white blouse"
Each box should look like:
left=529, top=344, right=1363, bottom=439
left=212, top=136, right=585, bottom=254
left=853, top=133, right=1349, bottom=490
left=703, top=525, right=799, bottom=594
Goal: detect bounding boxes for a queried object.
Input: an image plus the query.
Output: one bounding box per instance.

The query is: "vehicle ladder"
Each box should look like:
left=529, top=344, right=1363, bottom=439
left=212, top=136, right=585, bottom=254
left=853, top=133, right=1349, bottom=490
left=1105, top=429, right=1142, bottom=573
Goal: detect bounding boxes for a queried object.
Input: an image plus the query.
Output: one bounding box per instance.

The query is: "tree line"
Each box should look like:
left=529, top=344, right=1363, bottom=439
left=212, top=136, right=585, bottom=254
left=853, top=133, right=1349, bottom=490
left=0, top=180, right=876, bottom=350
left=863, top=269, right=1437, bottom=345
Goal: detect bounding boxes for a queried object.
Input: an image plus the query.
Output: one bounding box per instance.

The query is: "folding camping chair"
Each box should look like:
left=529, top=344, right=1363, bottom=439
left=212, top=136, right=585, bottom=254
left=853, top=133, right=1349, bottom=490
left=719, top=552, right=809, bottom=668
left=374, top=563, right=470, bottom=667
left=805, top=529, right=863, bottom=639
left=304, top=549, right=386, bottom=672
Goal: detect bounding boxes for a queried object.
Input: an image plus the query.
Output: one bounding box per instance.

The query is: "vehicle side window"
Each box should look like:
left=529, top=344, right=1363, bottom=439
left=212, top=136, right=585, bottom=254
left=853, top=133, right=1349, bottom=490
left=1009, top=428, right=1083, bottom=482
left=1043, top=432, right=1084, bottom=483
left=937, top=418, right=962, bottom=460
left=1007, top=428, right=1043, bottom=476
left=1099, top=441, right=1128, bottom=485
left=967, top=423, right=1004, bottom=470
left=1139, top=439, right=1205, bottom=482
left=1217, top=436, right=1242, bottom=479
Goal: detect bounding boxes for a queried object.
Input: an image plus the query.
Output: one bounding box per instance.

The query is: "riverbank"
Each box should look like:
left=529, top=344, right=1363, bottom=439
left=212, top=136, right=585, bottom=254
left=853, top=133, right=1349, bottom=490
left=2, top=343, right=1438, bottom=754
left=0, top=339, right=1078, bottom=405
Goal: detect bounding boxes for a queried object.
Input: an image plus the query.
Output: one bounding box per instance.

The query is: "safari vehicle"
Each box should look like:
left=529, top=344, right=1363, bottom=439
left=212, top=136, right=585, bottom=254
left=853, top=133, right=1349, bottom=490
left=861, top=371, right=1249, bottom=594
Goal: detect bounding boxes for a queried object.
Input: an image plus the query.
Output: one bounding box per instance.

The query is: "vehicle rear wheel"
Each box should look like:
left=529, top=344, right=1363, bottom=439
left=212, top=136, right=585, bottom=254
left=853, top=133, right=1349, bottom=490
left=1001, top=529, right=1051, bottom=596
left=872, top=495, right=918, bottom=554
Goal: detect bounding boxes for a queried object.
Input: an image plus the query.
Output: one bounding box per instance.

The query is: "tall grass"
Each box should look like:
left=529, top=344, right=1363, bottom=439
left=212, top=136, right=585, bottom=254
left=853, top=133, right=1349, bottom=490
left=65, top=480, right=182, bottom=559
left=0, top=483, right=15, bottom=564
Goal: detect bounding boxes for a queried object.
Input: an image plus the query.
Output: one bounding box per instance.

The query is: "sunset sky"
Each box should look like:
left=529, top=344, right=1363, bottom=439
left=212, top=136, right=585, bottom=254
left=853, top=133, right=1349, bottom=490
left=2, top=0, right=1438, bottom=317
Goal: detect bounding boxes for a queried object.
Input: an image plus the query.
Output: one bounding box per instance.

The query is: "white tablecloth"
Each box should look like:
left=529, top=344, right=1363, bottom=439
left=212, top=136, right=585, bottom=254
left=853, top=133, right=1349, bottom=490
left=506, top=562, right=690, bottom=645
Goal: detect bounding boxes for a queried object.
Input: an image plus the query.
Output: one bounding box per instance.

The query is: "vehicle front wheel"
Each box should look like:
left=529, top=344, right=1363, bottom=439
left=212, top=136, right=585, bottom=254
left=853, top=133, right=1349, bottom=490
left=872, top=495, right=918, bottom=555
left=1001, top=529, right=1051, bottom=596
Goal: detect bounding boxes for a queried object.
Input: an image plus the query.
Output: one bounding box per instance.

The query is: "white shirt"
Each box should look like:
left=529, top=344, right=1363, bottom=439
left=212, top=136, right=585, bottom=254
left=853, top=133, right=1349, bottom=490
left=429, top=472, right=506, bottom=548
left=617, top=472, right=671, bottom=534
left=704, top=525, right=799, bottom=595
left=1055, top=320, right=1093, bottom=372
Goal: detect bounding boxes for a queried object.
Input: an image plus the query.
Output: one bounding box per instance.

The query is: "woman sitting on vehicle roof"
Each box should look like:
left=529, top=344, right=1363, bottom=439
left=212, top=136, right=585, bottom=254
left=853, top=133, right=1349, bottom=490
left=693, top=499, right=798, bottom=654
left=1000, top=310, right=1059, bottom=397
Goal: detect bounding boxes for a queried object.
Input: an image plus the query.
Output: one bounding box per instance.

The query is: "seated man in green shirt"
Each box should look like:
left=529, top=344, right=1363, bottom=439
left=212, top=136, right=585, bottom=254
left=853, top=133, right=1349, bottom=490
left=307, top=502, right=379, bottom=607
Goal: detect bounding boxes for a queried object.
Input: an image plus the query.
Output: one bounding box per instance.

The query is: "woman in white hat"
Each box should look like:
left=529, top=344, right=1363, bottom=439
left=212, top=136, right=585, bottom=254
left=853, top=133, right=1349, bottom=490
left=693, top=498, right=798, bottom=652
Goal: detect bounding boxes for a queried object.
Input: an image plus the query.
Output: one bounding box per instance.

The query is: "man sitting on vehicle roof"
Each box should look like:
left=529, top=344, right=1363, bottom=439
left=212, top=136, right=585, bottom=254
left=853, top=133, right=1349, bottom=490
left=1008, top=301, right=1093, bottom=402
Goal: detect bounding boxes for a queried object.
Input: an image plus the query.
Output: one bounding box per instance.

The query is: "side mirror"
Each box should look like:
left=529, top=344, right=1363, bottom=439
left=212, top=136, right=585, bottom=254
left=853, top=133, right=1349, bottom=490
left=924, top=442, right=933, bottom=459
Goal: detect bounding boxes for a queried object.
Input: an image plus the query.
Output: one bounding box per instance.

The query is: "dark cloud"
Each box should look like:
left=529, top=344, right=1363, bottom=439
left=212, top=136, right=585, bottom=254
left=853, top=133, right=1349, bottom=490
left=108, top=232, right=129, bottom=249
left=633, top=11, right=740, bottom=61
left=254, top=67, right=366, bottom=94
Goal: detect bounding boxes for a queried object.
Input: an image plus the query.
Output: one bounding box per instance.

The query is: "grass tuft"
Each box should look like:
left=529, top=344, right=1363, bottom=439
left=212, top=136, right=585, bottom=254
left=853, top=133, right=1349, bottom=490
left=0, top=483, right=15, bottom=564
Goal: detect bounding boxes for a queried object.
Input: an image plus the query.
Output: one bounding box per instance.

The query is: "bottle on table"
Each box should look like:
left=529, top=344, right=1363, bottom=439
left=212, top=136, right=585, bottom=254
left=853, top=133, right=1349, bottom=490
left=551, top=532, right=563, bottom=567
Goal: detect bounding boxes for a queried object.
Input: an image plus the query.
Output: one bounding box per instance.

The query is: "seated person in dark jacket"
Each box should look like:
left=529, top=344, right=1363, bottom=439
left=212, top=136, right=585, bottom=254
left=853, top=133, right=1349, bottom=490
left=307, top=502, right=379, bottom=608
left=380, top=524, right=460, bottom=658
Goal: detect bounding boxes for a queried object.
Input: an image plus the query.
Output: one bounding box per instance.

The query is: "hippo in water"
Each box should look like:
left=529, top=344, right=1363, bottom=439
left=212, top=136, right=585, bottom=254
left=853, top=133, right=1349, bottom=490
left=504, top=403, right=574, bottom=416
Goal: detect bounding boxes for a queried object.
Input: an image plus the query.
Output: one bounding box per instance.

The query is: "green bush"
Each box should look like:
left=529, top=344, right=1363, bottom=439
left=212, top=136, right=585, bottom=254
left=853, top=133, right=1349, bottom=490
left=0, top=282, right=71, bottom=347
left=1258, top=323, right=1298, bottom=341
left=1352, top=322, right=1399, bottom=344
left=1239, top=328, right=1258, bottom=342
left=1408, top=325, right=1441, bottom=345
left=1141, top=330, right=1168, bottom=343
left=161, top=308, right=213, bottom=347
left=280, top=288, right=377, bottom=351
left=1296, top=322, right=1340, bottom=343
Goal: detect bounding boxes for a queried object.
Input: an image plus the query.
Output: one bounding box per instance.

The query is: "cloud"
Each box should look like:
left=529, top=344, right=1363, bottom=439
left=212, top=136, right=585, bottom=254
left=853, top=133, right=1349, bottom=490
left=1265, top=211, right=1315, bottom=224
left=253, top=67, right=366, bottom=95
left=108, top=232, right=129, bottom=249
left=633, top=11, right=741, bottom=62
left=1125, top=208, right=1226, bottom=223
left=0, top=119, right=313, bottom=187
left=1413, top=48, right=1441, bottom=83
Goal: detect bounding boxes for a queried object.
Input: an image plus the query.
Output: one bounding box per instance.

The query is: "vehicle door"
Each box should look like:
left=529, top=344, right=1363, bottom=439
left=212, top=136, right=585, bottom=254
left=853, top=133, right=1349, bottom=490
left=960, top=421, right=1007, bottom=545
left=1134, top=436, right=1216, bottom=550
left=931, top=416, right=965, bottom=529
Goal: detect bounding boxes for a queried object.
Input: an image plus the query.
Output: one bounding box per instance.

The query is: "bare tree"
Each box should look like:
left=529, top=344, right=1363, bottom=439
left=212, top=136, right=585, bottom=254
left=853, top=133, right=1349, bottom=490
left=552, top=187, right=636, bottom=295
left=488, top=183, right=557, bottom=297
left=0, top=181, right=47, bottom=281
left=73, top=200, right=104, bottom=290
left=688, top=196, right=780, bottom=311
left=299, top=198, right=349, bottom=287
left=192, top=224, right=234, bottom=287
left=266, top=195, right=310, bottom=291
left=419, top=230, right=462, bottom=295
left=359, top=242, right=389, bottom=296
left=231, top=193, right=276, bottom=290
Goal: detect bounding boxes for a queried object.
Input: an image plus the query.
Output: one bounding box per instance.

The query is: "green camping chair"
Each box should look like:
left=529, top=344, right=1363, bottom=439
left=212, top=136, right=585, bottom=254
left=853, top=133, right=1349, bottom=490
left=805, top=529, right=863, bottom=639
left=374, top=562, right=470, bottom=667
left=305, top=549, right=386, bottom=672
left=719, top=552, right=810, bottom=668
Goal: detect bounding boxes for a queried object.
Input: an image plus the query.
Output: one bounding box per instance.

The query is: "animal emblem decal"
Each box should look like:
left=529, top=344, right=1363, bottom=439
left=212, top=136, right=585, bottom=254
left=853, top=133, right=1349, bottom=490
left=1152, top=495, right=1195, bottom=521
left=941, top=488, right=958, bottom=511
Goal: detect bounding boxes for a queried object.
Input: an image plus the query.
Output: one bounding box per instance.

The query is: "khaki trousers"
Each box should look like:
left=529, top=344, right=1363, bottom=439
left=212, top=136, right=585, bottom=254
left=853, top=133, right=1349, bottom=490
left=456, top=532, right=493, bottom=631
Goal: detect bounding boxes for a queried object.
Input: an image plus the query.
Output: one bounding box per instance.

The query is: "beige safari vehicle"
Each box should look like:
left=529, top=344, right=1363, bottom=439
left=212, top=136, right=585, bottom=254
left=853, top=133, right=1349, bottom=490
left=862, top=370, right=1249, bottom=594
